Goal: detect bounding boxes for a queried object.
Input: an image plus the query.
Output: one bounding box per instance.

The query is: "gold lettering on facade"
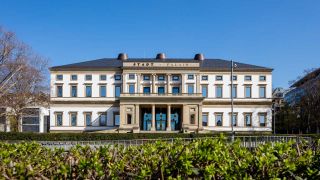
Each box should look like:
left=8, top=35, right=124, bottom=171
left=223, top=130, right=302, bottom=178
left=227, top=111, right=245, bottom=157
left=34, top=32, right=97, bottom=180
left=125, top=62, right=199, bottom=68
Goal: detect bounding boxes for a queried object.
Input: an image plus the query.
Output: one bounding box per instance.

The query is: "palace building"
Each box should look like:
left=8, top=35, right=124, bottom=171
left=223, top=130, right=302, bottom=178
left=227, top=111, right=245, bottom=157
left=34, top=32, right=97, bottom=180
left=49, top=53, right=273, bottom=133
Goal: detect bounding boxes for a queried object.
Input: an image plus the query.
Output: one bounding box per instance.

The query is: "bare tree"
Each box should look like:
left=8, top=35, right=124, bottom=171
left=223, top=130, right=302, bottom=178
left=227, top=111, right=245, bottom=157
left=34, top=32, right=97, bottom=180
left=299, top=79, right=320, bottom=133
left=0, top=26, right=49, bottom=132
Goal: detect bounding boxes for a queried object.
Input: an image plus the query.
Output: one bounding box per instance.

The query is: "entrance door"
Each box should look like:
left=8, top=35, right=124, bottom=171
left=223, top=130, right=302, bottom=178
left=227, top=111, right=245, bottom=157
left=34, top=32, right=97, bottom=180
left=156, top=108, right=166, bottom=131
left=141, top=108, right=152, bottom=131
left=171, top=108, right=181, bottom=131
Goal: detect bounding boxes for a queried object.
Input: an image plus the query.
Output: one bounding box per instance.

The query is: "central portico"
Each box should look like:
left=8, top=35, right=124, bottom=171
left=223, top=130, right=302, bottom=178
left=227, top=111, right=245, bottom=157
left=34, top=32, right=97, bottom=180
left=119, top=94, right=204, bottom=132
left=119, top=53, right=204, bottom=132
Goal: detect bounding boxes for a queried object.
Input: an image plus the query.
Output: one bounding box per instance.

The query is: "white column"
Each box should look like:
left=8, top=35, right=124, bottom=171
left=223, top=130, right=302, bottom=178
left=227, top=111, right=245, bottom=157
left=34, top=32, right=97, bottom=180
left=167, top=104, right=171, bottom=131
left=122, top=73, right=126, bottom=93
left=167, top=74, right=171, bottom=94
left=137, top=73, right=141, bottom=93
left=151, top=104, right=156, bottom=131
left=181, top=74, right=185, bottom=93
left=152, top=74, right=156, bottom=93
left=196, top=74, right=200, bottom=93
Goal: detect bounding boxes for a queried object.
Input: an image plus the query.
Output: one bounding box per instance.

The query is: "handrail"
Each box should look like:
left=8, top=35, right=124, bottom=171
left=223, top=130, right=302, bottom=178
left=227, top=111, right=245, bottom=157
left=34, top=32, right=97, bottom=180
left=5, top=136, right=312, bottom=150
left=120, top=93, right=203, bottom=97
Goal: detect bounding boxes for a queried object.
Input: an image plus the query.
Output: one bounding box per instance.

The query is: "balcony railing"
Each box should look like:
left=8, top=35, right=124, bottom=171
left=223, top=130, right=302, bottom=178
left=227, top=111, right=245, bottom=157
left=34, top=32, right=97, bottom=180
left=120, top=93, right=203, bottom=98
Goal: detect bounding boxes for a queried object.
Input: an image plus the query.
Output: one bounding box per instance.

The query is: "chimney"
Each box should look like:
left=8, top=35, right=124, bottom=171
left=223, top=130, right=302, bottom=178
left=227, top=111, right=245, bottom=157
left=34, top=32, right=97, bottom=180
left=156, top=53, right=166, bottom=60
left=117, top=53, right=128, bottom=60
left=194, top=53, right=204, bottom=61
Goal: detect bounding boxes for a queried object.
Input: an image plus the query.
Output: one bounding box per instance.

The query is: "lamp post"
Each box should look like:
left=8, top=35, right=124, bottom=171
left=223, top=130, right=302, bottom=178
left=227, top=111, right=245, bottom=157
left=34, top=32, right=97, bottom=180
left=272, top=103, right=277, bottom=134
left=231, top=60, right=236, bottom=141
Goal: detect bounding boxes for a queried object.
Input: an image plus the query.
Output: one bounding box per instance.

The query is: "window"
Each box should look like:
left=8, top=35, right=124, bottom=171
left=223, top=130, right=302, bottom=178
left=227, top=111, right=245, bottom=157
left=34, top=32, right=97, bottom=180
left=216, top=85, right=223, bottom=98
left=143, top=87, right=150, bottom=94
left=259, top=86, right=266, bottom=98
left=202, top=85, right=208, bottom=97
left=85, top=113, right=92, bottom=126
left=85, top=85, right=92, bottom=97
left=190, top=114, right=195, bottom=124
left=158, top=75, right=165, bottom=81
left=202, top=75, right=208, bottom=81
left=188, top=74, right=194, bottom=80
left=215, top=113, right=223, bottom=126
left=71, top=86, right=77, bottom=97
left=70, top=113, right=77, bottom=126
left=143, top=75, right=150, bottom=81
left=115, top=85, right=121, bottom=97
left=99, top=112, right=107, bottom=126
left=57, top=86, right=63, bottom=97
left=71, top=75, right=77, bottom=81
left=127, top=114, right=132, bottom=124
left=259, top=113, right=267, bottom=127
left=259, top=75, right=266, bottom=81
left=231, top=113, right=237, bottom=126
left=202, top=113, right=208, bottom=126
left=188, top=84, right=194, bottom=94
left=158, top=87, right=165, bottom=94
left=129, top=74, right=135, bottom=80
left=216, top=75, right=223, bottom=81
left=172, top=87, right=180, bottom=94
left=56, top=113, right=63, bottom=126
left=114, top=74, right=121, bottom=80
left=172, top=75, right=180, bottom=81
left=100, top=75, right=107, bottom=81
left=129, top=84, right=135, bottom=94
left=85, top=75, right=92, bottom=81
left=245, top=86, right=251, bottom=98
left=56, top=74, right=63, bottom=80
left=245, top=75, right=252, bottom=81
left=100, top=85, right=106, bottom=97
left=231, top=75, right=237, bottom=81
left=245, top=113, right=252, bottom=126
left=231, top=85, right=237, bottom=98
left=114, top=112, right=120, bottom=126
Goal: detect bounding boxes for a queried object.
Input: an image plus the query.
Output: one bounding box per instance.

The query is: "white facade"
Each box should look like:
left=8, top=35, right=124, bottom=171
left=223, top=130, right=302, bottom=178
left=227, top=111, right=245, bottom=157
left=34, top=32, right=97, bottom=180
left=50, top=53, right=273, bottom=133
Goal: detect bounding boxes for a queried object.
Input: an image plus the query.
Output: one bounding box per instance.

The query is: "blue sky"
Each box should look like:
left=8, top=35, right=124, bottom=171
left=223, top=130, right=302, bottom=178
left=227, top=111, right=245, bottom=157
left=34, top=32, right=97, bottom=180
left=1, top=0, right=319, bottom=88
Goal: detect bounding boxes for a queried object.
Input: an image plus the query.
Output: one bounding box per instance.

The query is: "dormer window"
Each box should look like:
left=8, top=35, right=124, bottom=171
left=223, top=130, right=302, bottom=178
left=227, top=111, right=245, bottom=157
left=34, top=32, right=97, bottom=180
left=245, top=75, right=252, bottom=81
left=259, top=75, right=266, bottom=81
left=143, top=75, right=150, bottom=81
left=100, top=75, right=107, bottom=81
left=85, top=75, right=92, bottom=81
left=202, top=75, right=208, bottom=81
left=216, top=75, right=223, bottom=81
left=114, top=74, right=122, bottom=81
left=158, top=75, right=165, bottom=81
left=56, top=75, right=63, bottom=80
left=129, top=74, right=135, bottom=80
left=172, top=75, right=180, bottom=81
left=188, top=74, right=194, bottom=80
left=71, top=75, right=77, bottom=81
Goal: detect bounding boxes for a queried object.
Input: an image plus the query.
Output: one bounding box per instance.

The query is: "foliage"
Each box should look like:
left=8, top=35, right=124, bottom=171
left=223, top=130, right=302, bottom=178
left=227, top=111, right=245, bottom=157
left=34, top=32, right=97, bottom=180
left=0, top=132, right=301, bottom=141
left=0, top=137, right=319, bottom=179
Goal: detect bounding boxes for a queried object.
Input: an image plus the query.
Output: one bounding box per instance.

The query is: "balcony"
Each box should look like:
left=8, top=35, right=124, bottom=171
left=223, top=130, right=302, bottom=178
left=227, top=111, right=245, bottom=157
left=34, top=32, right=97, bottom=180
left=120, top=93, right=204, bottom=101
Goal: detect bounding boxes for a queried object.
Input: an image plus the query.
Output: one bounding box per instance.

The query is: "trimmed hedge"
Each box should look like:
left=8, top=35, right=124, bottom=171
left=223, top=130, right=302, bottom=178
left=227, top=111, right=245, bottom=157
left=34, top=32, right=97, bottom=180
left=0, top=132, right=314, bottom=141
left=0, top=132, right=219, bottom=141
left=0, top=137, right=319, bottom=179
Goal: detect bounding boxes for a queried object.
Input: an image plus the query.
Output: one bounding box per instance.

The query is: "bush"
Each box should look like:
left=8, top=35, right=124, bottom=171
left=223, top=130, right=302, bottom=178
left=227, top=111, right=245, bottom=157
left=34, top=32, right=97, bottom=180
left=0, top=132, right=220, bottom=141
left=0, top=132, right=313, bottom=141
left=0, top=137, right=319, bottom=179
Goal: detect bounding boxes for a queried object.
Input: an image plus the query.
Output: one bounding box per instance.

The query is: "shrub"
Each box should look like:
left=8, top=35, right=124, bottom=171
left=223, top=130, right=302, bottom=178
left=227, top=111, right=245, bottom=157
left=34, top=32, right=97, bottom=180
left=0, top=137, right=319, bottom=179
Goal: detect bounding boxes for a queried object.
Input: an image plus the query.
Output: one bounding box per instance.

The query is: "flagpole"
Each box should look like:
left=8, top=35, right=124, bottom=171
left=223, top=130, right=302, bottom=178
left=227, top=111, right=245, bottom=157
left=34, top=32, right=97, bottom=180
left=231, top=60, right=235, bottom=142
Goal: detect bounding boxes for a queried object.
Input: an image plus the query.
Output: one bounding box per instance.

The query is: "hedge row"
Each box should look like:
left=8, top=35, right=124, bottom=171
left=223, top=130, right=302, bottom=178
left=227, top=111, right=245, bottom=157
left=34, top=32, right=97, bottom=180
left=0, top=132, right=218, bottom=141
left=0, top=137, right=319, bottom=179
left=0, top=132, right=316, bottom=141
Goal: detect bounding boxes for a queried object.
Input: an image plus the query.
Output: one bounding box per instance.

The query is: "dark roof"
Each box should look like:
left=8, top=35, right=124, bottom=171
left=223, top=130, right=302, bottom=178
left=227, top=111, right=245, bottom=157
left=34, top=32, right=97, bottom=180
left=50, top=58, right=273, bottom=72
left=290, top=68, right=320, bottom=88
